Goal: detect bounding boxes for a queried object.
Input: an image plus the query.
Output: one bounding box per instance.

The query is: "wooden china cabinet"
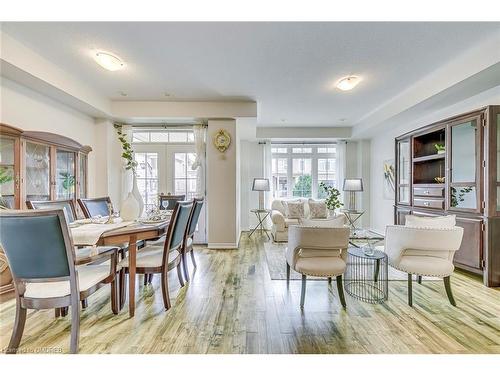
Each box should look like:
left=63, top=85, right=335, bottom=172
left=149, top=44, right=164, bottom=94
left=0, top=123, right=92, bottom=297
left=394, top=106, right=500, bottom=287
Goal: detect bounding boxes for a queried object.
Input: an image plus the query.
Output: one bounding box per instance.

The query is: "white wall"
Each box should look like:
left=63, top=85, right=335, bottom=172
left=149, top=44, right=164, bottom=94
left=240, top=140, right=264, bottom=230
left=369, top=86, right=500, bottom=232
left=0, top=77, right=101, bottom=197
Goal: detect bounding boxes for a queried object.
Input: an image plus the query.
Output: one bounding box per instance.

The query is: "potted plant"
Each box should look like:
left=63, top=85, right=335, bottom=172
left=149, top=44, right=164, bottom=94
left=0, top=167, right=14, bottom=209
left=319, top=181, right=343, bottom=216
left=435, top=144, right=446, bottom=154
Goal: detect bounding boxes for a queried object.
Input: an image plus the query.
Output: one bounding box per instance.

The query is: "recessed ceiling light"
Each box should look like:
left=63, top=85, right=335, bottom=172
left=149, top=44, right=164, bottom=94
left=336, top=76, right=362, bottom=91
left=280, top=118, right=286, bottom=122
left=94, top=51, right=125, bottom=71
left=164, top=92, right=171, bottom=97
left=118, top=91, right=127, bottom=97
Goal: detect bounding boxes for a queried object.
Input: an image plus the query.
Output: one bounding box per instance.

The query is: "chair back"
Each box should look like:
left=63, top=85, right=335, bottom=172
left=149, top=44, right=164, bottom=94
left=0, top=209, right=75, bottom=281
left=159, top=194, right=185, bottom=210
left=162, top=201, right=193, bottom=262
left=78, top=197, right=112, bottom=218
left=27, top=199, right=77, bottom=223
left=186, top=197, right=204, bottom=238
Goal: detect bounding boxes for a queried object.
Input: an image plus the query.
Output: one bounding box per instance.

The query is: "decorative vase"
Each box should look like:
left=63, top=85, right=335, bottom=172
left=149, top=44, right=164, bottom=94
left=329, top=209, right=337, bottom=218
left=131, top=175, right=144, bottom=217
left=121, top=192, right=140, bottom=221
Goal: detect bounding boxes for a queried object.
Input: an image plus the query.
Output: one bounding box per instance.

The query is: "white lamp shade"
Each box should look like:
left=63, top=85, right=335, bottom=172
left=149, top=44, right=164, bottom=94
left=252, top=178, right=270, bottom=191
left=343, top=178, right=363, bottom=192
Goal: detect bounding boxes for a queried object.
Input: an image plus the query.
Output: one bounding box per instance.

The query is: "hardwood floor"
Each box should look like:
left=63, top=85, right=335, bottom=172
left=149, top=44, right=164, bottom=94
left=1, top=233, right=499, bottom=354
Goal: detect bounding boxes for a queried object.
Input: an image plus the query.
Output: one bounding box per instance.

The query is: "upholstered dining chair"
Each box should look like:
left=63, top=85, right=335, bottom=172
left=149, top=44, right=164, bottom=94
left=159, top=194, right=185, bottom=210
left=0, top=209, right=121, bottom=354
left=181, top=197, right=204, bottom=282
left=384, top=225, right=464, bottom=306
left=77, top=196, right=113, bottom=218
left=118, top=200, right=192, bottom=310
left=27, top=199, right=78, bottom=224
left=286, top=225, right=350, bottom=309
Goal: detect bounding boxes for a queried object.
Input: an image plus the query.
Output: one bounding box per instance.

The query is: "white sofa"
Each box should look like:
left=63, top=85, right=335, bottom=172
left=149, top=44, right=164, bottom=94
left=270, top=198, right=345, bottom=242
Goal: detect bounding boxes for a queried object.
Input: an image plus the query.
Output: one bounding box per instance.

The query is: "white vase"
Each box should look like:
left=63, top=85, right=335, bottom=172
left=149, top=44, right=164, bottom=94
left=329, top=209, right=337, bottom=218
left=131, top=175, right=144, bottom=216
left=121, top=192, right=140, bottom=221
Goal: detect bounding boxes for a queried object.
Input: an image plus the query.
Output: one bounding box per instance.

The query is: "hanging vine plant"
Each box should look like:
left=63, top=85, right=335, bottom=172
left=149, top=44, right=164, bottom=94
left=114, top=124, right=138, bottom=174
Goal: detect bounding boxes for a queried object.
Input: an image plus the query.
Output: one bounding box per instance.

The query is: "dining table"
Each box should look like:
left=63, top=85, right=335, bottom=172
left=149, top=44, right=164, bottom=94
left=71, top=219, right=170, bottom=318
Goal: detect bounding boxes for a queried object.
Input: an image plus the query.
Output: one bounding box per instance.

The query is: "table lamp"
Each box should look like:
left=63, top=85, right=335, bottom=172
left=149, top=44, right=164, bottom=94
left=343, top=178, right=363, bottom=211
left=252, top=178, right=270, bottom=210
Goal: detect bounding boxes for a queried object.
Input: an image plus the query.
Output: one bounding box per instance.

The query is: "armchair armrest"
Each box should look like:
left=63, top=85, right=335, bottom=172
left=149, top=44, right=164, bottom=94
left=271, top=210, right=286, bottom=231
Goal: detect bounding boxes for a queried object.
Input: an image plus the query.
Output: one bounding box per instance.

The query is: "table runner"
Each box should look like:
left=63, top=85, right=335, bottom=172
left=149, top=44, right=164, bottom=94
left=70, top=221, right=134, bottom=245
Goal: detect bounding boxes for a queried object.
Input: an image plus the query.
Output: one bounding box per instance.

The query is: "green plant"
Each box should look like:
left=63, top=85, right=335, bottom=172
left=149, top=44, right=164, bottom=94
left=59, top=172, right=75, bottom=191
left=292, top=175, right=312, bottom=197
left=319, top=181, right=343, bottom=210
left=114, top=124, right=138, bottom=174
left=434, top=144, right=445, bottom=152
left=0, top=167, right=13, bottom=185
left=451, top=186, right=473, bottom=207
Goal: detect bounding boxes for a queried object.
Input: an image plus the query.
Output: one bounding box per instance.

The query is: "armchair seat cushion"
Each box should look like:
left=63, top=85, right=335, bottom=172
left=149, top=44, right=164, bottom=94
left=397, top=255, right=454, bottom=277
left=295, top=256, right=346, bottom=277
left=24, top=265, right=112, bottom=299
left=119, top=246, right=180, bottom=268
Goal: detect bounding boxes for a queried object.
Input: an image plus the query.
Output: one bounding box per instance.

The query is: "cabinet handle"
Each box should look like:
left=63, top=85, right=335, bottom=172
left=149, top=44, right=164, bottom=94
left=424, top=190, right=430, bottom=195
left=423, top=202, right=430, bottom=206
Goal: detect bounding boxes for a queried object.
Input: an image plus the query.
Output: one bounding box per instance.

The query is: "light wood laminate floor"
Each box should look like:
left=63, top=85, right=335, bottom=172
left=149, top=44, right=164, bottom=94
left=1, top=233, right=499, bottom=354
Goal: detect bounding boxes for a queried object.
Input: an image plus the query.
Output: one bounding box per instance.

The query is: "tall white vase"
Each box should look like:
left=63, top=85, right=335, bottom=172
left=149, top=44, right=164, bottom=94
left=131, top=175, right=144, bottom=216
left=121, top=192, right=140, bottom=221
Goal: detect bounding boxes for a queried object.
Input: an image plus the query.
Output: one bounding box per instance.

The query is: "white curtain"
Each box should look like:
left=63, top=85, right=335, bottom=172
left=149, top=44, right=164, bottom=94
left=262, top=140, right=273, bottom=209
left=191, top=124, right=207, bottom=198
left=336, top=140, right=347, bottom=204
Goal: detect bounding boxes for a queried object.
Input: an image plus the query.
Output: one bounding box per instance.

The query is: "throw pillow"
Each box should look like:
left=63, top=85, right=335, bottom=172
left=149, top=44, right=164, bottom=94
left=405, top=214, right=456, bottom=228
left=286, top=201, right=305, bottom=219
left=300, top=215, right=345, bottom=228
left=308, top=199, right=328, bottom=219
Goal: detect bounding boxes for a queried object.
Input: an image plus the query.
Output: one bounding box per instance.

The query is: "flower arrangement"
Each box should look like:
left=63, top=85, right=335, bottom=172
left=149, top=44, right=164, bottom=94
left=114, top=124, right=137, bottom=174
left=319, top=181, right=343, bottom=210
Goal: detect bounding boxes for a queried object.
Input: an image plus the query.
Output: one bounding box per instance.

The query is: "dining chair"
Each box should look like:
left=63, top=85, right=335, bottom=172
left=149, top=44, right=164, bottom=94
left=0, top=209, right=121, bottom=354
left=77, top=196, right=113, bottom=218
left=118, top=200, right=192, bottom=310
left=27, top=199, right=78, bottom=224
left=181, top=197, right=204, bottom=282
left=384, top=225, right=464, bottom=306
left=286, top=225, right=350, bottom=309
left=159, top=194, right=185, bottom=210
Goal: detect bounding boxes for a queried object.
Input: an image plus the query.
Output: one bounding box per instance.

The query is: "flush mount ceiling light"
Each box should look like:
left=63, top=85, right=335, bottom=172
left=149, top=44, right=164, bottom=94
left=336, top=75, right=362, bottom=91
left=94, top=51, right=125, bottom=71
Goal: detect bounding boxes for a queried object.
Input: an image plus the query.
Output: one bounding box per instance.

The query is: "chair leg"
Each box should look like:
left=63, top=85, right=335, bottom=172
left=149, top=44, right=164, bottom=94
left=336, top=275, right=346, bottom=308
left=177, top=263, right=185, bottom=287
left=408, top=273, right=413, bottom=307
left=190, top=250, right=197, bottom=269
left=7, top=296, right=27, bottom=354
left=81, top=299, right=88, bottom=309
left=182, top=253, right=190, bottom=282
left=61, top=307, right=69, bottom=317
left=374, top=259, right=380, bottom=282
left=417, top=275, right=422, bottom=284
left=328, top=277, right=332, bottom=284
left=70, top=296, right=80, bottom=354
left=143, top=274, right=149, bottom=286
left=148, top=274, right=153, bottom=283
left=286, top=262, right=290, bottom=284
left=55, top=308, right=61, bottom=318
left=161, top=270, right=172, bottom=310
left=444, top=276, right=456, bottom=306
left=111, top=277, right=119, bottom=315
left=119, top=270, right=126, bottom=310
left=300, top=274, right=307, bottom=308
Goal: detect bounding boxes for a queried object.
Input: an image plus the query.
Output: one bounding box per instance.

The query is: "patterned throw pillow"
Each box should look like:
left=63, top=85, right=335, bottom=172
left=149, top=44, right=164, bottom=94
left=286, top=201, right=305, bottom=219
left=308, top=199, right=328, bottom=219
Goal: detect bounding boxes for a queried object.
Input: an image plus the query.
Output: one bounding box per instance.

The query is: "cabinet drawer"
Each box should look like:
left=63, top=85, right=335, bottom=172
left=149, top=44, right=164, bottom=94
left=413, top=187, right=444, bottom=197
left=413, top=198, right=444, bottom=209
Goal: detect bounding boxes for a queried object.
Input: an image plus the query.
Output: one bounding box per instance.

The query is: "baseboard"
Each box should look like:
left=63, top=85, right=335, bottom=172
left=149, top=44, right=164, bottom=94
left=207, top=243, right=239, bottom=249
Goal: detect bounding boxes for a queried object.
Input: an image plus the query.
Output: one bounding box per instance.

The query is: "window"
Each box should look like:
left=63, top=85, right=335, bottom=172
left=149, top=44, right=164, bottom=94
left=135, top=152, right=158, bottom=211
left=132, top=130, right=194, bottom=143
left=174, top=153, right=197, bottom=199
left=271, top=144, right=336, bottom=199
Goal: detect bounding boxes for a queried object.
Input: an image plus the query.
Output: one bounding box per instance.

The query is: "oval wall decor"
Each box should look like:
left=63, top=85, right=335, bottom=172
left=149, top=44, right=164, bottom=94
left=213, top=129, right=231, bottom=153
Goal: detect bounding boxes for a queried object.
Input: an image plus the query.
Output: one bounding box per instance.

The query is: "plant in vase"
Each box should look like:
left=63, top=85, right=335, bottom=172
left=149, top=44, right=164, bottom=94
left=434, top=144, right=446, bottom=154
left=0, top=167, right=13, bottom=209
left=319, top=181, right=343, bottom=216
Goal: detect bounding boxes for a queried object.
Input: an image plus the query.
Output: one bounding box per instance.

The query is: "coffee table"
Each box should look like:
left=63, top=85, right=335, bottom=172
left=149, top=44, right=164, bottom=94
left=349, top=228, right=384, bottom=248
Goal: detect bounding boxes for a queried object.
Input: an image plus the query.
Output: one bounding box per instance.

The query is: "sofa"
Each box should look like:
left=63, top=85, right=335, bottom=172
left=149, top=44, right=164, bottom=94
left=270, top=198, right=345, bottom=242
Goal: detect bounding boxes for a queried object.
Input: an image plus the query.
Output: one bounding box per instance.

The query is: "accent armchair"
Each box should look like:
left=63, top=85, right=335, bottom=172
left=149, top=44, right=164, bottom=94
left=0, top=209, right=120, bottom=354
left=286, top=225, right=350, bottom=309
left=181, top=197, right=204, bottom=282
left=384, top=225, right=464, bottom=306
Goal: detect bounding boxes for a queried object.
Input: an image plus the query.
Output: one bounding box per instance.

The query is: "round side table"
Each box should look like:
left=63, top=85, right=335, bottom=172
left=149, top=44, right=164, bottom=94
left=345, top=247, right=388, bottom=304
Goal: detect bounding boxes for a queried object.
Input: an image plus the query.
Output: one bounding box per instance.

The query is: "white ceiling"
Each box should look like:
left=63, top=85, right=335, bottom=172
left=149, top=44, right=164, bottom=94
left=2, top=22, right=500, bottom=127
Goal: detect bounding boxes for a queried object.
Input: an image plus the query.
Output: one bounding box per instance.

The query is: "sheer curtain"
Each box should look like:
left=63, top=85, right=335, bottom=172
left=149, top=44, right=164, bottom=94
left=191, top=124, right=207, bottom=198
left=336, top=141, right=347, bottom=204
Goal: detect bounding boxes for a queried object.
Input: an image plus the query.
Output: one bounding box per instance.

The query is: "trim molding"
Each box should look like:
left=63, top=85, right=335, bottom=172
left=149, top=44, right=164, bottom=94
left=207, top=243, right=239, bottom=249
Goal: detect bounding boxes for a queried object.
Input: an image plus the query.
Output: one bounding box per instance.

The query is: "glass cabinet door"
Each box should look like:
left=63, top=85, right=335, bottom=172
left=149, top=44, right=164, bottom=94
left=25, top=142, right=51, bottom=201
left=0, top=137, right=17, bottom=208
left=79, top=153, right=87, bottom=198
left=56, top=149, right=76, bottom=200
left=396, top=138, right=411, bottom=204
left=449, top=117, right=479, bottom=211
